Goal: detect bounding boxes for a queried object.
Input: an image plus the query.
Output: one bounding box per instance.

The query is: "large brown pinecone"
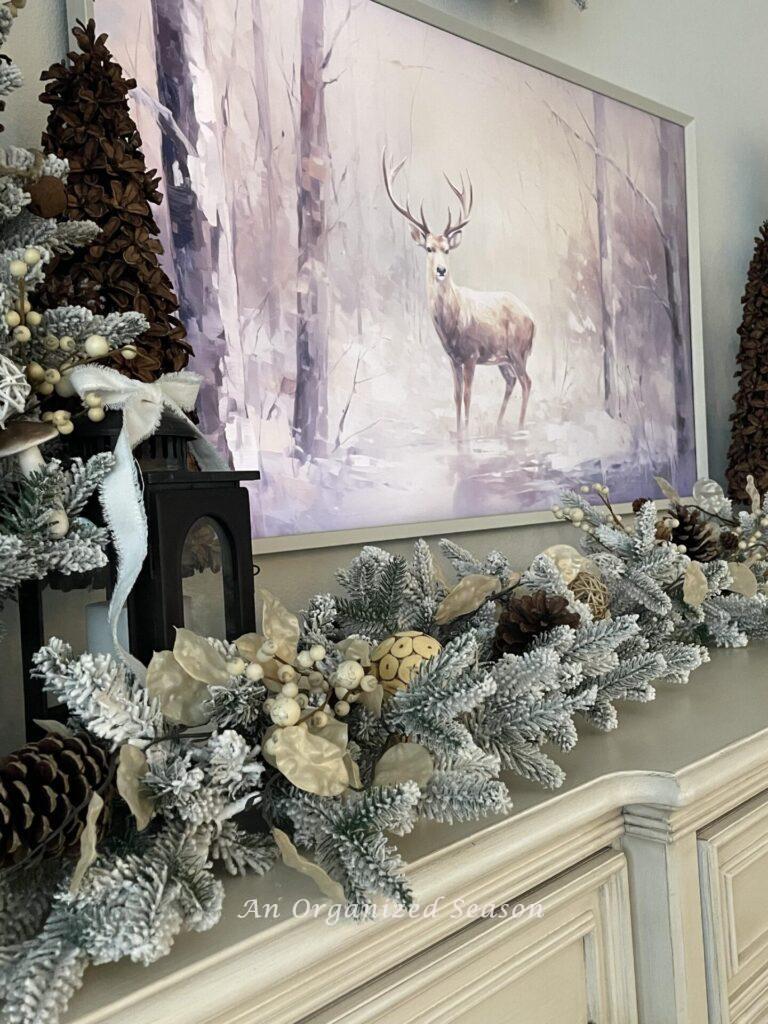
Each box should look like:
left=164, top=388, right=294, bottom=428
left=670, top=505, right=720, bottom=563
left=493, top=592, right=581, bottom=658
left=0, top=733, right=110, bottom=868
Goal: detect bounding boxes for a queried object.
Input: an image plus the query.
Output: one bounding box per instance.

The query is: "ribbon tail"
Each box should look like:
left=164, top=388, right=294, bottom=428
left=100, top=428, right=149, bottom=683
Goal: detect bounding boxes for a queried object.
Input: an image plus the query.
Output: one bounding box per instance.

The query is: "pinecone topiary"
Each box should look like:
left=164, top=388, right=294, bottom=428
left=38, top=20, right=192, bottom=381
left=669, top=505, right=719, bottom=562
left=0, top=733, right=110, bottom=868
left=727, top=221, right=768, bottom=500
left=493, top=592, right=580, bottom=658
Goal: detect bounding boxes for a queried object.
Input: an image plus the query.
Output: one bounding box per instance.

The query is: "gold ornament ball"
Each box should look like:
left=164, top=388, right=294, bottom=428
left=370, top=631, right=442, bottom=695
left=59, top=335, right=75, bottom=352
left=121, top=345, right=138, bottom=361
left=84, top=392, right=102, bottom=408
left=9, top=259, right=27, bottom=279
left=84, top=334, right=109, bottom=358
left=43, top=367, right=61, bottom=384
left=57, top=419, right=74, bottom=436
left=35, top=381, right=54, bottom=396
left=23, top=247, right=41, bottom=267
left=5, top=310, right=20, bottom=328
left=25, top=311, right=42, bottom=328
left=12, top=325, right=31, bottom=344
left=87, top=407, right=106, bottom=423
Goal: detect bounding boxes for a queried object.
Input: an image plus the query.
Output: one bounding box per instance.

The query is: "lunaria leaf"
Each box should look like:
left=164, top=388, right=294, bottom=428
left=728, top=562, right=758, bottom=598
left=434, top=574, right=502, bottom=624
left=373, top=742, right=434, bottom=789
left=116, top=743, right=155, bottom=831
left=683, top=561, right=709, bottom=607
left=173, top=627, right=230, bottom=685
left=260, top=589, right=300, bottom=663
left=146, top=649, right=211, bottom=726
left=69, top=792, right=104, bottom=894
left=272, top=827, right=346, bottom=903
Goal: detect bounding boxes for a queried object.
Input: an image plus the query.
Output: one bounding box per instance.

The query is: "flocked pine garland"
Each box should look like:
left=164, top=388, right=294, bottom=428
left=3, top=469, right=768, bottom=1024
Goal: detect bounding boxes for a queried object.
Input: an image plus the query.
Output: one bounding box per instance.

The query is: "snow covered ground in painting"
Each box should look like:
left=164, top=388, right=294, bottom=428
left=97, top=0, right=698, bottom=541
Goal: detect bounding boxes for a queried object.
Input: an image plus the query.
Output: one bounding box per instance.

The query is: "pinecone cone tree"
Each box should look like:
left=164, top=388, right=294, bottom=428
left=493, top=592, right=580, bottom=659
left=37, top=20, right=192, bottom=382
left=0, top=732, right=110, bottom=868
left=726, top=221, right=768, bottom=500
left=669, top=504, right=720, bottom=562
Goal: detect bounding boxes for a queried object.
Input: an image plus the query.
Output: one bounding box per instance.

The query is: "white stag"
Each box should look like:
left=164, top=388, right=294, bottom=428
left=383, top=152, right=534, bottom=435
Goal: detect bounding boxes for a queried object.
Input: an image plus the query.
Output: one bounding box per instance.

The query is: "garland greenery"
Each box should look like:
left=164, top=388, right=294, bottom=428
left=2, top=470, right=767, bottom=1024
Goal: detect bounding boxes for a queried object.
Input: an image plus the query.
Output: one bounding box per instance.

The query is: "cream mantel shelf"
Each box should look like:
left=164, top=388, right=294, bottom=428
left=64, top=647, right=768, bottom=1024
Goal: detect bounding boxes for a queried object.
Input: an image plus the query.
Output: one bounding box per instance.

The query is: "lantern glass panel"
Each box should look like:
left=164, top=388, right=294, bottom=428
left=181, top=517, right=230, bottom=638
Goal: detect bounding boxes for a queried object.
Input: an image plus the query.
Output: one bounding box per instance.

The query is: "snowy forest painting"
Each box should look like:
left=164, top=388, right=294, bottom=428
left=94, top=0, right=701, bottom=543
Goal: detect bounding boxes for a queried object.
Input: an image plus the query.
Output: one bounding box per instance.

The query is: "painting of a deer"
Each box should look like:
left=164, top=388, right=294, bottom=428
left=383, top=152, right=535, bottom=436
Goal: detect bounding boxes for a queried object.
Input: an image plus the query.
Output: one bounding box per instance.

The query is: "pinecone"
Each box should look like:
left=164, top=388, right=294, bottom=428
left=493, top=592, right=581, bottom=658
left=721, top=531, right=740, bottom=553
left=632, top=497, right=651, bottom=514
left=0, top=733, right=110, bottom=868
left=669, top=505, right=720, bottom=562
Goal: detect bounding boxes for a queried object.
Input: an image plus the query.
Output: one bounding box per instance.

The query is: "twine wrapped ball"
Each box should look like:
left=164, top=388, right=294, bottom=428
left=27, top=175, right=68, bottom=219
left=370, top=631, right=442, bottom=695
left=570, top=570, right=610, bottom=620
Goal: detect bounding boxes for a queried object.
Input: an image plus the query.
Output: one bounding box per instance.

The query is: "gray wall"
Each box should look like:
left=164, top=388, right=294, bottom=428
left=2, top=0, right=765, bottom=747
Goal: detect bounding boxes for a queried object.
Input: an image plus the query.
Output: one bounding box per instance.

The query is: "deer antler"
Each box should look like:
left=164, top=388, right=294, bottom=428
left=382, top=150, right=431, bottom=240
left=444, top=171, right=474, bottom=240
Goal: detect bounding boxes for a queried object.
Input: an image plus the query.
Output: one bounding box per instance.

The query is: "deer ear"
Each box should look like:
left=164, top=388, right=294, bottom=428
left=448, top=231, right=463, bottom=250
left=410, top=225, right=426, bottom=246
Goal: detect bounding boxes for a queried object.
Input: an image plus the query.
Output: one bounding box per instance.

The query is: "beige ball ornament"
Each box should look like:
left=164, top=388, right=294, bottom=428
left=370, top=631, right=442, bottom=695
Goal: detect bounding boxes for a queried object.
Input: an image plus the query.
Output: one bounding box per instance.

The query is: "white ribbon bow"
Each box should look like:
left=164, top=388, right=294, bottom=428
left=69, top=366, right=226, bottom=681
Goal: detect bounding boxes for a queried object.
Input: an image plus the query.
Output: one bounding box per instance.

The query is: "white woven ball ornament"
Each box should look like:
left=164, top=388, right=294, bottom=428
left=0, top=352, right=30, bottom=428
left=370, top=631, right=442, bottom=695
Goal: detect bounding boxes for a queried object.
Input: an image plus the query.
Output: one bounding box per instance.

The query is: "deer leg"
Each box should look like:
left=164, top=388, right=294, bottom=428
left=517, top=368, right=532, bottom=429
left=451, top=362, right=463, bottom=436
left=497, top=364, right=517, bottom=430
left=462, top=361, right=476, bottom=433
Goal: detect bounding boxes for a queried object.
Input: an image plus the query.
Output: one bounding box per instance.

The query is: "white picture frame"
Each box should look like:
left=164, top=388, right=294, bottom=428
left=64, top=0, right=707, bottom=555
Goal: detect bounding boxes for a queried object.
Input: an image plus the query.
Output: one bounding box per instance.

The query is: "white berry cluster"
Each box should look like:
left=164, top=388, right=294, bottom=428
left=232, top=639, right=380, bottom=731
left=6, top=248, right=138, bottom=433
left=552, top=482, right=613, bottom=533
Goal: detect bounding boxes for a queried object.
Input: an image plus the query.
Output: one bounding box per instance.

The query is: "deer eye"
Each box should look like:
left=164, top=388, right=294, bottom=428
left=426, top=246, right=434, bottom=253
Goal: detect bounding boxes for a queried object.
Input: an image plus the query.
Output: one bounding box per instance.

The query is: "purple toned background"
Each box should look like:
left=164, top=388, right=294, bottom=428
left=98, top=0, right=697, bottom=540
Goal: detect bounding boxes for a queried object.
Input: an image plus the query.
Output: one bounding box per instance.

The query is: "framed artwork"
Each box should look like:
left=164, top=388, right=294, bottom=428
left=69, top=0, right=707, bottom=552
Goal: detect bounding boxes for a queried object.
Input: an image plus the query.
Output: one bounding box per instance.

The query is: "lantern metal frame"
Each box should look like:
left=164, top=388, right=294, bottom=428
left=18, top=413, right=259, bottom=738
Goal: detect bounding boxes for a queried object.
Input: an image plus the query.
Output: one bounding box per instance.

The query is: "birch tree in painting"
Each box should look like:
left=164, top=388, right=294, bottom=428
left=593, top=93, right=621, bottom=419
left=97, top=0, right=699, bottom=540
left=294, top=0, right=331, bottom=461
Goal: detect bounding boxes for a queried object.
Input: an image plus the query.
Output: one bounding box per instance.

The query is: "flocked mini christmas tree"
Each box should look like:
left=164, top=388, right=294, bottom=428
left=37, top=20, right=191, bottom=382
left=726, top=221, right=768, bottom=501
left=0, top=2, right=148, bottom=604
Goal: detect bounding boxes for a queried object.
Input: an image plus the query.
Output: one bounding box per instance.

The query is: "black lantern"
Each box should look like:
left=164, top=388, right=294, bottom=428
left=18, top=413, right=259, bottom=738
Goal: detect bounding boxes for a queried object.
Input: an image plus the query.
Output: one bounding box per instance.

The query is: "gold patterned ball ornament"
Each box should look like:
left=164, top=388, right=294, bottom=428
left=370, top=631, right=442, bottom=695
left=569, top=569, right=610, bottom=620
